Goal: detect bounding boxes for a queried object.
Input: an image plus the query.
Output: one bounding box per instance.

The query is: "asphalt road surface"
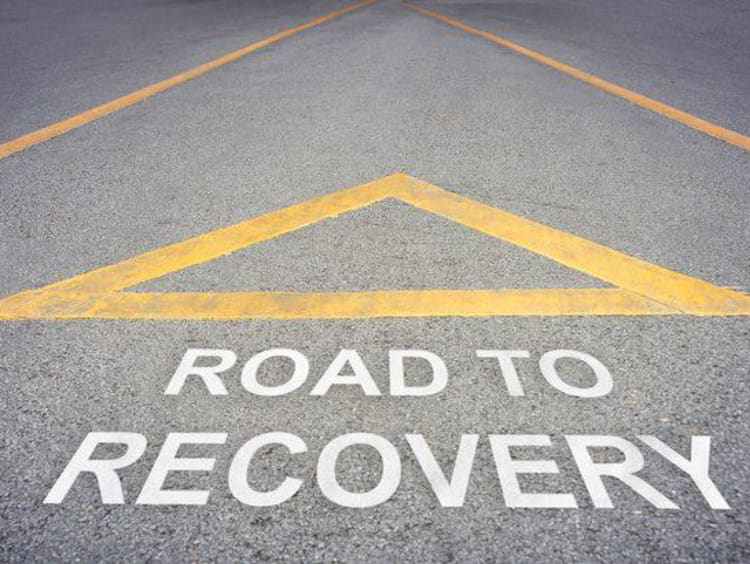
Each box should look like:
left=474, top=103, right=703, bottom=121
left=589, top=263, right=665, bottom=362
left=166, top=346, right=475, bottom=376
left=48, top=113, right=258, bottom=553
left=1, top=0, right=749, bottom=561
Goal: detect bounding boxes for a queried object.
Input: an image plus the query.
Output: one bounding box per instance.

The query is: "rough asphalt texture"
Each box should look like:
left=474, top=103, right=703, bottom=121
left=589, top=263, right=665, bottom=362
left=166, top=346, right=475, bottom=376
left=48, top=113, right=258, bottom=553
left=1, top=0, right=749, bottom=561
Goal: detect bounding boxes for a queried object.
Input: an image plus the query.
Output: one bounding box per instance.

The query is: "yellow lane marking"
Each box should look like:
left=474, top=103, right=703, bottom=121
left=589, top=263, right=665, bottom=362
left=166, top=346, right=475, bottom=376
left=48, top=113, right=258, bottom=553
left=0, top=0, right=376, bottom=162
left=9, top=290, right=673, bottom=320
left=404, top=3, right=750, bottom=153
left=397, top=176, right=750, bottom=315
left=1, top=173, right=748, bottom=319
left=13, top=175, right=400, bottom=297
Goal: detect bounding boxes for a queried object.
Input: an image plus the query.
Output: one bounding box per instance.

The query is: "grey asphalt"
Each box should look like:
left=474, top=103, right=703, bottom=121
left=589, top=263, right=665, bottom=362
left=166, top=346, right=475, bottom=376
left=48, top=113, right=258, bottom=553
left=1, top=0, right=749, bottom=561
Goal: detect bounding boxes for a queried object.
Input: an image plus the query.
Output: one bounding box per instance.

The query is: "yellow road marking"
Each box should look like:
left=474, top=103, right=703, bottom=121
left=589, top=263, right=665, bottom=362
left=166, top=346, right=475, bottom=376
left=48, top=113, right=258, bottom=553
left=18, top=175, right=400, bottom=297
left=0, top=0, right=376, bottom=162
left=1, top=173, right=748, bottom=319
left=404, top=3, right=750, bottom=153
left=5, top=290, right=673, bottom=320
left=398, top=176, right=750, bottom=315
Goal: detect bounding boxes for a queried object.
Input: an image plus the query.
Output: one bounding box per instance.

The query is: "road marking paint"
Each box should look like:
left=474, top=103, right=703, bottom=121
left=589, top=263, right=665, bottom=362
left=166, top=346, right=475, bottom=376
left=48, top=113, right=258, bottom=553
left=398, top=176, right=750, bottom=316
left=0, top=290, right=674, bottom=320
left=0, top=0, right=376, bottom=162
left=404, top=3, right=750, bottom=153
left=1, top=173, right=748, bottom=319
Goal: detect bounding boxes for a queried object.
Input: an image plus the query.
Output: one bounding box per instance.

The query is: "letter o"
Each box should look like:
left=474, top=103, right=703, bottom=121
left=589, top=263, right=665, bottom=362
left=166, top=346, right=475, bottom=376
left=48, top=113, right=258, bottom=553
left=539, top=350, right=613, bottom=398
left=241, top=349, right=309, bottom=396
left=317, top=433, right=401, bottom=508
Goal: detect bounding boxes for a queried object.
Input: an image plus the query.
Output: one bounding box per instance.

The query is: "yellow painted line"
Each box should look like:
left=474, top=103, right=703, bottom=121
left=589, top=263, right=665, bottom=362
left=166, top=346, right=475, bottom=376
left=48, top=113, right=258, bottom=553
left=4, top=290, right=674, bottom=320
left=0, top=0, right=377, bottom=161
left=1, top=173, right=748, bottom=319
left=404, top=3, right=750, bottom=153
left=0, top=175, right=399, bottom=307
left=396, top=176, right=750, bottom=315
